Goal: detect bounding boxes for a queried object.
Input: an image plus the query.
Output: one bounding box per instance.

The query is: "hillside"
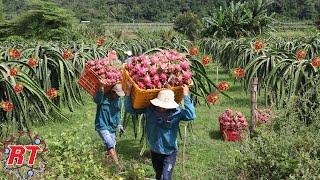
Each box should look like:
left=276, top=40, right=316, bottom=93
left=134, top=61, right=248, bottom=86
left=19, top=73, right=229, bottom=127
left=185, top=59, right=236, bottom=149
left=2, top=0, right=320, bottom=22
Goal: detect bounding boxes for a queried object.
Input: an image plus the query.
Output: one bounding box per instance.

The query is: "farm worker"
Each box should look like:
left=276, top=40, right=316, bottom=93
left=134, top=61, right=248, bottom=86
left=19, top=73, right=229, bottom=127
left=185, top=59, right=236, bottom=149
left=124, top=50, right=133, bottom=63
left=125, top=84, right=196, bottom=180
left=94, top=82, right=125, bottom=171
left=107, top=50, right=118, bottom=61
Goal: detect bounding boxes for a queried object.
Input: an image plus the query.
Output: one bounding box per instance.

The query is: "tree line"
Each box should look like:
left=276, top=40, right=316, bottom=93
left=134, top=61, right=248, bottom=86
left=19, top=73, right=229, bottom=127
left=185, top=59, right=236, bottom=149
left=1, top=0, right=320, bottom=23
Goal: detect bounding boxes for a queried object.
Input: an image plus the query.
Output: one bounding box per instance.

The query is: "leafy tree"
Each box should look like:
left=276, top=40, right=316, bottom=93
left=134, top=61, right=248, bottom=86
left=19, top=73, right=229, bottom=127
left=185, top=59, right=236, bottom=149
left=202, top=0, right=274, bottom=38
left=298, top=0, right=316, bottom=19
left=316, top=14, right=320, bottom=29
left=0, top=0, right=3, bottom=21
left=2, top=0, right=320, bottom=22
left=3, top=0, right=78, bottom=40
left=174, top=11, right=202, bottom=41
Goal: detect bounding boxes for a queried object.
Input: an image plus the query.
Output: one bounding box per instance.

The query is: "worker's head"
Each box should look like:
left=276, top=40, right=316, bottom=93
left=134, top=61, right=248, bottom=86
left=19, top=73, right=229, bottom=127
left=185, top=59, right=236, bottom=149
left=109, top=84, right=125, bottom=99
left=124, top=50, right=133, bottom=57
left=150, top=89, right=179, bottom=112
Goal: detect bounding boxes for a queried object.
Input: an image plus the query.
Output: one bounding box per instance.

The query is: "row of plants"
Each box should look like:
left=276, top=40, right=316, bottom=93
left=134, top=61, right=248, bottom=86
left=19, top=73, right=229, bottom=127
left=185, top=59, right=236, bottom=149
left=198, top=35, right=320, bottom=110
left=225, top=83, right=320, bottom=179
left=0, top=37, right=221, bottom=138
left=2, top=33, right=319, bottom=137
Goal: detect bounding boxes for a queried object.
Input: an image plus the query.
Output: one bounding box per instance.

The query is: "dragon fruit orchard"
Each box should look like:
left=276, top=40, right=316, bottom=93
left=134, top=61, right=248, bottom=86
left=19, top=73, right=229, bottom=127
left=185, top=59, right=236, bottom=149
left=126, top=50, right=192, bottom=89
left=86, top=59, right=122, bottom=86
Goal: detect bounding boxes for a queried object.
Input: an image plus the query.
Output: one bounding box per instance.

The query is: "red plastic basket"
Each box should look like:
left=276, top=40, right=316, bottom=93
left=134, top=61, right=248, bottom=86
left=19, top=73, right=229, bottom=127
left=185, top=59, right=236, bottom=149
left=222, top=129, right=242, bottom=142
left=77, top=67, right=112, bottom=96
left=220, top=122, right=227, bottom=133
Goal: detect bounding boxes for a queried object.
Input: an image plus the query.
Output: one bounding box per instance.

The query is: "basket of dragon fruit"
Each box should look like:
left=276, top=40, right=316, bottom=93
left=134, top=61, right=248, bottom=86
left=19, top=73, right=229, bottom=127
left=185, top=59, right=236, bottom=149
left=78, top=59, right=122, bottom=96
left=218, top=109, right=248, bottom=142
left=123, top=50, right=192, bottom=109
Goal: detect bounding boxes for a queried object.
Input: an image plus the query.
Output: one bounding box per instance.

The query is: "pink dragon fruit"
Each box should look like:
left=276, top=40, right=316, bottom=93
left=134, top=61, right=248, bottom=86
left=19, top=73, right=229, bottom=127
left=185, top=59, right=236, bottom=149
left=87, top=60, right=95, bottom=67
left=137, top=67, right=147, bottom=76
left=174, top=64, right=182, bottom=73
left=141, top=58, right=150, bottom=67
left=152, top=74, right=160, bottom=83
left=167, top=64, right=175, bottom=73
left=150, top=56, right=159, bottom=65
left=159, top=57, right=168, bottom=63
left=97, top=69, right=106, bottom=75
left=182, top=72, right=192, bottom=83
left=149, top=66, right=158, bottom=76
left=126, top=50, right=192, bottom=90
left=85, top=58, right=122, bottom=87
left=143, top=75, right=152, bottom=85
left=127, top=63, right=134, bottom=70
left=132, top=75, right=140, bottom=82
left=138, top=82, right=145, bottom=89
left=146, top=82, right=155, bottom=89
left=159, top=73, right=167, bottom=82
left=175, top=76, right=183, bottom=86
left=219, top=109, right=248, bottom=130
left=159, top=63, right=168, bottom=70
left=180, top=61, right=190, bottom=71
left=226, top=109, right=233, bottom=116
left=99, top=60, right=106, bottom=66
left=140, top=55, right=147, bottom=63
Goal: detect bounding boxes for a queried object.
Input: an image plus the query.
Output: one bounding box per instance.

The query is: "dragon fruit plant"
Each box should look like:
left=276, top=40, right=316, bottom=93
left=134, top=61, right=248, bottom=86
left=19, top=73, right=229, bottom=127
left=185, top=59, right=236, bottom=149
left=126, top=50, right=192, bottom=89
left=219, top=109, right=248, bottom=130
left=86, top=59, right=122, bottom=86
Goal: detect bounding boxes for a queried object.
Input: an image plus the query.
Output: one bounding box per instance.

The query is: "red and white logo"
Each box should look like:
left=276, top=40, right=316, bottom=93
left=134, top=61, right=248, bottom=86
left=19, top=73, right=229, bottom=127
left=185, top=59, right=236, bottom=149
left=1, top=131, right=48, bottom=179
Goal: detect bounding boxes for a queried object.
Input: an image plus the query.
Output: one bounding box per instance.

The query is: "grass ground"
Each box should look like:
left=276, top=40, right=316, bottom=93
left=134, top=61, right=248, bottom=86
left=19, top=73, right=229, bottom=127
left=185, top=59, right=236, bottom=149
left=4, top=64, right=262, bottom=179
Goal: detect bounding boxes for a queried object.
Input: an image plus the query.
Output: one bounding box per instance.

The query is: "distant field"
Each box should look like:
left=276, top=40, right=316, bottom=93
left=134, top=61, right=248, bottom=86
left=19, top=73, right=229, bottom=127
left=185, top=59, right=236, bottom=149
left=99, top=22, right=316, bottom=31
left=272, top=21, right=315, bottom=30
left=103, top=23, right=173, bottom=31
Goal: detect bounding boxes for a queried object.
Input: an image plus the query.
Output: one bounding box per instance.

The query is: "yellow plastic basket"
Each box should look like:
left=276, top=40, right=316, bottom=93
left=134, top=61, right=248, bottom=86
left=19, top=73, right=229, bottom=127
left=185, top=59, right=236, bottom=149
left=122, top=69, right=185, bottom=109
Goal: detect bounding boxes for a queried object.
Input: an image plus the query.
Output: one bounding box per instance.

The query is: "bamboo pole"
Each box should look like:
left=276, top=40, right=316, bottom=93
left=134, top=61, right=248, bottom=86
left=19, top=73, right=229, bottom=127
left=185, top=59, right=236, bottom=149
left=251, top=78, right=258, bottom=131
left=182, top=123, right=187, bottom=178
left=216, top=65, right=219, bottom=84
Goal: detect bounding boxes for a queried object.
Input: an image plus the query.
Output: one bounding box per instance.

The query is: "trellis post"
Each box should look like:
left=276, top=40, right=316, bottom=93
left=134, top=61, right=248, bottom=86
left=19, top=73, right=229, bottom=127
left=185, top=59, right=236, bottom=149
left=181, top=123, right=188, bottom=179
left=250, top=77, right=258, bottom=131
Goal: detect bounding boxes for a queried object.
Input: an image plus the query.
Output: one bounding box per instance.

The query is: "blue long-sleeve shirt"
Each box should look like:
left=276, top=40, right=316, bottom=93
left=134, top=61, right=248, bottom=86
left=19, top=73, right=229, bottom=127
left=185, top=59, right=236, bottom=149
left=94, top=90, right=121, bottom=133
left=125, top=95, right=196, bottom=155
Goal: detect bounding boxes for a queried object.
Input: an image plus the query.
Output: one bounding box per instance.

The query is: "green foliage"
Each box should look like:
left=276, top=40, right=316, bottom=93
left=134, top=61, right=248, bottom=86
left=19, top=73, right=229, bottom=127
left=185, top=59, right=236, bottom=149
left=316, top=14, right=320, bottom=29
left=291, top=81, right=320, bottom=126
left=202, top=0, right=274, bottom=38
left=3, top=0, right=78, bottom=40
left=39, top=126, right=110, bottom=179
left=233, top=124, right=320, bottom=179
left=173, top=12, right=202, bottom=41
left=123, top=164, right=145, bottom=180
left=4, top=35, right=25, bottom=42
left=3, top=0, right=319, bottom=23
left=226, top=88, right=320, bottom=179
left=0, top=0, right=3, bottom=22
left=273, top=0, right=319, bottom=20
left=76, top=23, right=108, bottom=38
left=198, top=35, right=320, bottom=108
left=0, top=57, right=64, bottom=136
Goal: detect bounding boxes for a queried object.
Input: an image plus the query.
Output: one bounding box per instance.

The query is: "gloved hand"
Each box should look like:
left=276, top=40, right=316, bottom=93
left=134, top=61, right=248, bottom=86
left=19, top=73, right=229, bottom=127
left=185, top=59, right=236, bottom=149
left=118, top=125, right=125, bottom=134
left=125, top=81, right=132, bottom=96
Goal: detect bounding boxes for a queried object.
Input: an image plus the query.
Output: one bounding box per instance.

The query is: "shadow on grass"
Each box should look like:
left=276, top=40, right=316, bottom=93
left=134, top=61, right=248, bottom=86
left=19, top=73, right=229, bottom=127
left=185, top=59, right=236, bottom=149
left=117, top=139, right=150, bottom=162
left=209, top=130, right=222, bottom=140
